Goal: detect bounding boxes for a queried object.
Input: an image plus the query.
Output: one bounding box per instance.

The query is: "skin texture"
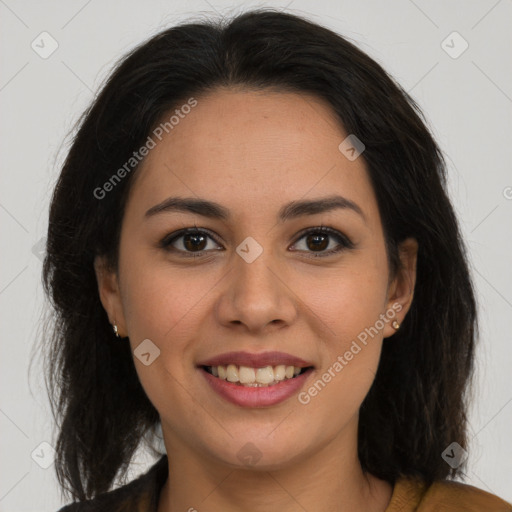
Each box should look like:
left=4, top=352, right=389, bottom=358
left=95, top=88, right=418, bottom=512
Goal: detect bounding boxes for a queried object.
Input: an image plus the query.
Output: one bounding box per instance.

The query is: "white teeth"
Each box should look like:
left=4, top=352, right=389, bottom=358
left=239, top=366, right=256, bottom=384
left=207, top=364, right=308, bottom=386
left=274, top=365, right=286, bottom=381
left=226, top=364, right=239, bottom=382
left=256, top=366, right=274, bottom=384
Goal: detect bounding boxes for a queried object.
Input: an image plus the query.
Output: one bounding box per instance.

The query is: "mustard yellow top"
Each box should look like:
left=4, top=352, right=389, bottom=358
left=385, top=478, right=512, bottom=512
left=385, top=475, right=511, bottom=511
left=57, top=454, right=512, bottom=511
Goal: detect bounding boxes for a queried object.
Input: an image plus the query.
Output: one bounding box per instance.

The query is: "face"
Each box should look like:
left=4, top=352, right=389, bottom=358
left=95, top=88, right=417, bottom=471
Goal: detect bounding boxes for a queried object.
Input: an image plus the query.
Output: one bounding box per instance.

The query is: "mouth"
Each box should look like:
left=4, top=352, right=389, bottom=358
left=200, top=364, right=314, bottom=387
left=196, top=351, right=316, bottom=407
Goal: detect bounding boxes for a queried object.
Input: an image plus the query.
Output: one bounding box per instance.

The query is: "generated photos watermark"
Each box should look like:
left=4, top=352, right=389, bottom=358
left=298, top=302, right=403, bottom=405
left=93, top=97, right=197, bottom=200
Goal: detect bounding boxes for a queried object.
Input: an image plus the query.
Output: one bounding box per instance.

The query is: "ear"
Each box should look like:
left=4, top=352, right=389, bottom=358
left=94, top=255, right=127, bottom=338
left=383, top=237, right=418, bottom=339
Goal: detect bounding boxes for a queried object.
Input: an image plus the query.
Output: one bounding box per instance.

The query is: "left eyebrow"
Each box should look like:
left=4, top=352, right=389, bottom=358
left=144, top=195, right=367, bottom=225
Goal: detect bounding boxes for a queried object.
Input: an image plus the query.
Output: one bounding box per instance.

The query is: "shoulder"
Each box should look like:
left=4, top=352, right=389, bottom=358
left=419, top=479, right=512, bottom=511
left=388, top=476, right=511, bottom=511
left=55, top=454, right=168, bottom=512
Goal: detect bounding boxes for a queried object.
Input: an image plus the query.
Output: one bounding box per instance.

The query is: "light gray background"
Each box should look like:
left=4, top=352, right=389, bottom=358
left=1, top=0, right=511, bottom=510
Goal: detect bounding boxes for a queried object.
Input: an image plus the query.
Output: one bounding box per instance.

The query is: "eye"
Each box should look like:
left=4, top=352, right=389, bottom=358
left=160, top=225, right=354, bottom=259
left=290, top=226, right=354, bottom=257
left=159, top=227, right=222, bottom=258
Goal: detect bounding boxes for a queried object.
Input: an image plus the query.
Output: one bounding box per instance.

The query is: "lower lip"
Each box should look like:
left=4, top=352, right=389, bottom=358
left=199, top=367, right=314, bottom=407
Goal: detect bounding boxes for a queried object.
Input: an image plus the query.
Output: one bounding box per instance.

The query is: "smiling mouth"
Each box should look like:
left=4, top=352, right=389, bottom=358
left=201, top=364, right=313, bottom=387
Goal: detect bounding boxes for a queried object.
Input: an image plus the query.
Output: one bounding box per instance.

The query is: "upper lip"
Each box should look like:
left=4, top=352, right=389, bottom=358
left=197, top=351, right=314, bottom=369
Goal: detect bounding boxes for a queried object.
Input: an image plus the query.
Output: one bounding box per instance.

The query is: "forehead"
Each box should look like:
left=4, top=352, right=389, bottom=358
left=125, top=88, right=378, bottom=225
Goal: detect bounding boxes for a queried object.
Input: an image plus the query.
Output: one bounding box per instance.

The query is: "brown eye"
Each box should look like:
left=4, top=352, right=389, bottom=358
left=305, top=232, right=329, bottom=251
left=160, top=228, right=222, bottom=257
left=291, top=227, right=354, bottom=257
left=160, top=226, right=353, bottom=259
left=182, top=233, right=208, bottom=251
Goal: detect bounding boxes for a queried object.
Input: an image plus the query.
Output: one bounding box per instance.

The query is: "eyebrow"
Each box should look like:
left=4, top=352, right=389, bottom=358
left=145, top=195, right=367, bottom=224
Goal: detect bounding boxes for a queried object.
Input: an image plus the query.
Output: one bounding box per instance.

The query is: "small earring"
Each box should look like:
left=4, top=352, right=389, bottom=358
left=113, top=323, right=120, bottom=338
left=392, top=320, right=400, bottom=330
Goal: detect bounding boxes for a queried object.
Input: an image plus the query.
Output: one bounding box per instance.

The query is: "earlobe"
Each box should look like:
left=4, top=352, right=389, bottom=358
left=93, top=255, right=127, bottom=338
left=384, top=237, right=418, bottom=338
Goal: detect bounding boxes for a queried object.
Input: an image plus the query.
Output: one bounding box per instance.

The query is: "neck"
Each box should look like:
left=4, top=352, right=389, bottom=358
left=157, top=420, right=392, bottom=512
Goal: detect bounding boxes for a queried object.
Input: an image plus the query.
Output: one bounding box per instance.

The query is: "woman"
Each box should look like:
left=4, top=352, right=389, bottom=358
left=43, top=8, right=511, bottom=512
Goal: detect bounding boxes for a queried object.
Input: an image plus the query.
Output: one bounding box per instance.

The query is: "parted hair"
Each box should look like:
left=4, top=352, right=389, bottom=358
left=41, top=8, right=477, bottom=502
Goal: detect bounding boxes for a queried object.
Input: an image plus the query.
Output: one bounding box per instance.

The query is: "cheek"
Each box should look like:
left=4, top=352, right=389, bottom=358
left=118, top=245, right=209, bottom=344
left=117, top=247, right=206, bottom=407
left=303, top=257, right=389, bottom=348
left=297, top=265, right=388, bottom=428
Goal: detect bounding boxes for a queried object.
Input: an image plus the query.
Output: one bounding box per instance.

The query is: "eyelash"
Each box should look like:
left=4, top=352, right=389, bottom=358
left=159, top=225, right=354, bottom=259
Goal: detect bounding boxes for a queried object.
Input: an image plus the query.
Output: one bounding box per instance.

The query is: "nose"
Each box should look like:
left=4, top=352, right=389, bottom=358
left=215, top=248, right=298, bottom=334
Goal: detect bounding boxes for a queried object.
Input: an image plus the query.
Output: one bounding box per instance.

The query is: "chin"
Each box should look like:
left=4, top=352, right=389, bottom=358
left=207, top=433, right=310, bottom=471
